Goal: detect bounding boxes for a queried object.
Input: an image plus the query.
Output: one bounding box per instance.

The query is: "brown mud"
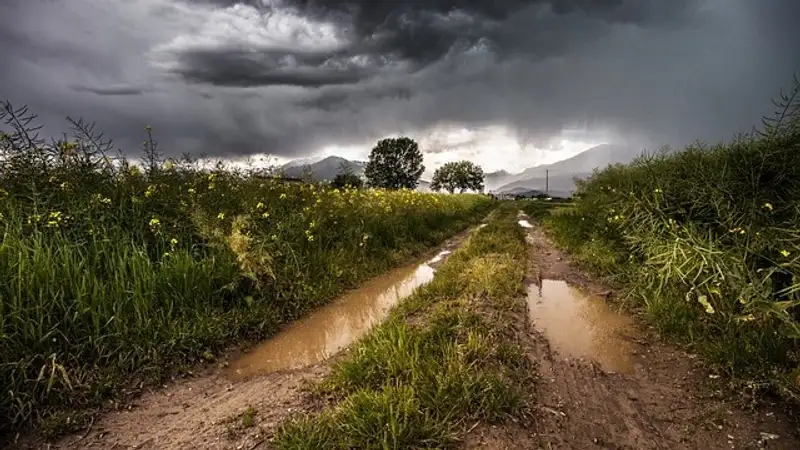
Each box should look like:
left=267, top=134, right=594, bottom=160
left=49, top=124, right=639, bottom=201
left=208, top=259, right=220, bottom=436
left=465, top=212, right=799, bottom=450
left=14, top=230, right=474, bottom=450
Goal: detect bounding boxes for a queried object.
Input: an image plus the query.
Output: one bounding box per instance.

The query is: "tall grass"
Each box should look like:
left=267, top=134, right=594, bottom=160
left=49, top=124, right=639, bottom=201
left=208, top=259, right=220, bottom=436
left=533, top=77, right=800, bottom=403
left=0, top=102, right=494, bottom=433
left=273, top=205, right=535, bottom=449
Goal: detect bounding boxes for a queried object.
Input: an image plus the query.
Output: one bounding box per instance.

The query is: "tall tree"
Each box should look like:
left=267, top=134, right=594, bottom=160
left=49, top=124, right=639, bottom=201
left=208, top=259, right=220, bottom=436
left=331, top=162, right=364, bottom=189
left=364, top=137, right=424, bottom=189
left=431, top=160, right=485, bottom=193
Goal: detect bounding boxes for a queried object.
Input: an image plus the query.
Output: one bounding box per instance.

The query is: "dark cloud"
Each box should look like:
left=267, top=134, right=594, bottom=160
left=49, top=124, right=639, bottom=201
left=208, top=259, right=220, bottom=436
left=173, top=48, right=378, bottom=87
left=0, top=0, right=798, bottom=164
left=168, top=0, right=701, bottom=88
left=294, top=85, right=414, bottom=111
left=69, top=85, right=150, bottom=96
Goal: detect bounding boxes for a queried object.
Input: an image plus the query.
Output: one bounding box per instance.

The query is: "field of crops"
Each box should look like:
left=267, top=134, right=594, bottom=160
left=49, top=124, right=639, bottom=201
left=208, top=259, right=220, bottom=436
left=0, top=116, right=493, bottom=432
left=526, top=81, right=800, bottom=404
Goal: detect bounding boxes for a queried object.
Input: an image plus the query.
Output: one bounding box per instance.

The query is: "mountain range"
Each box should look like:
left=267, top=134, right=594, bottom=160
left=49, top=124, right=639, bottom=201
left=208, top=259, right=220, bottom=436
left=279, top=144, right=637, bottom=196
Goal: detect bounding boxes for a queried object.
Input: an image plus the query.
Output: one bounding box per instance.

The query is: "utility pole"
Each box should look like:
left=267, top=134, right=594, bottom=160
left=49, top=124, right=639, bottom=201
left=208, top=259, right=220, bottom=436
left=545, top=169, right=549, bottom=194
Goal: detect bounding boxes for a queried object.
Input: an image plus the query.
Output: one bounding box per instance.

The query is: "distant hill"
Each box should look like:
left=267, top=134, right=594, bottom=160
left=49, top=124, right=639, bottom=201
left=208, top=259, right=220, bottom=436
left=279, top=155, right=432, bottom=192
left=484, top=170, right=516, bottom=190
left=493, top=144, right=637, bottom=196
left=280, top=156, right=366, bottom=181
left=280, top=143, right=637, bottom=196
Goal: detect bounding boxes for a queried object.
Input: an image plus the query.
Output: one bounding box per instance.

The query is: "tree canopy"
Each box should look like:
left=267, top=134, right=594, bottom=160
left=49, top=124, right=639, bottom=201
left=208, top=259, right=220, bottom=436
left=431, top=160, right=485, bottom=193
left=364, top=137, right=424, bottom=189
left=331, top=162, right=364, bottom=189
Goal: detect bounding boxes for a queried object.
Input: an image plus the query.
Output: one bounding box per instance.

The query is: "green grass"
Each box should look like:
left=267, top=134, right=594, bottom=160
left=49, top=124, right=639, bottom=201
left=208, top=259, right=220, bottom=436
left=0, top=105, right=496, bottom=434
left=521, top=77, right=800, bottom=405
left=273, top=205, right=535, bottom=449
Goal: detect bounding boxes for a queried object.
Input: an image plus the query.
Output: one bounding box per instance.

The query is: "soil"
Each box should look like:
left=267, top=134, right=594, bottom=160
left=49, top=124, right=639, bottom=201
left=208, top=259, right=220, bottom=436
left=463, top=213, right=799, bottom=450
left=13, top=218, right=800, bottom=449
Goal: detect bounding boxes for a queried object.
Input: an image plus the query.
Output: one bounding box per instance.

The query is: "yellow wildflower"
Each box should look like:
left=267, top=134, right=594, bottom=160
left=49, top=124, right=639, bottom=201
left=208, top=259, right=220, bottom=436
left=763, top=203, right=774, bottom=211
left=256, top=201, right=265, bottom=209
left=145, top=185, right=157, bottom=198
left=780, top=249, right=791, bottom=258
left=697, top=295, right=715, bottom=314
left=188, top=187, right=196, bottom=194
left=217, top=212, right=225, bottom=220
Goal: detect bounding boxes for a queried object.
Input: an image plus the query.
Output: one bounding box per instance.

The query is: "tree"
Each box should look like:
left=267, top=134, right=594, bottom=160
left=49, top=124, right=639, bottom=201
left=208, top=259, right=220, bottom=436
left=331, top=162, right=364, bottom=189
left=364, top=137, right=424, bottom=189
left=430, top=160, right=485, bottom=193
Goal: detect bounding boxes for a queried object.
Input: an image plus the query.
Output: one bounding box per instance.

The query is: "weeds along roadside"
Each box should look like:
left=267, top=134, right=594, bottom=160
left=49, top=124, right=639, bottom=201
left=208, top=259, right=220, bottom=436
left=519, top=78, right=800, bottom=407
left=0, top=105, right=495, bottom=435
left=273, top=204, right=535, bottom=449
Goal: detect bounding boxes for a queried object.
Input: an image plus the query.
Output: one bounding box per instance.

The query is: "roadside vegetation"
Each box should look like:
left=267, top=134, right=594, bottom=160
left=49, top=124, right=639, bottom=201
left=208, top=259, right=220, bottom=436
left=0, top=102, right=493, bottom=434
left=522, top=77, right=800, bottom=405
left=274, top=205, right=535, bottom=449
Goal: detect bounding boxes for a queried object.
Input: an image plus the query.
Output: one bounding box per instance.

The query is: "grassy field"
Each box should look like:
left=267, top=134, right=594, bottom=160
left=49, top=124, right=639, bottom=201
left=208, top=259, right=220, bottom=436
left=0, top=109, right=494, bottom=433
left=274, top=204, right=535, bottom=449
left=520, top=80, right=800, bottom=405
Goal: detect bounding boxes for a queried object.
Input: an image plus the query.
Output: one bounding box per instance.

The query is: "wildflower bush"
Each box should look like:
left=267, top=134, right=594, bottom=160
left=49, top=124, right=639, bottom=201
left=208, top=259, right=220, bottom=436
left=0, top=103, right=493, bottom=432
left=538, top=78, right=800, bottom=402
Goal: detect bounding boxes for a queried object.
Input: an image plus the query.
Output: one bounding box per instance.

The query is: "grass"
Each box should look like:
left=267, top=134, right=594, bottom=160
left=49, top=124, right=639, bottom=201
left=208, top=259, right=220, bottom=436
left=519, top=77, right=800, bottom=406
left=223, top=406, right=259, bottom=439
left=0, top=103, right=495, bottom=434
left=272, top=205, right=535, bottom=449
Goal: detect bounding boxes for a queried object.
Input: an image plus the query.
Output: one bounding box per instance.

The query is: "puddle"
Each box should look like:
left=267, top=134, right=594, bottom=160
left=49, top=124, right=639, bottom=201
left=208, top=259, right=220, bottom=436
left=228, top=248, right=455, bottom=378
left=527, top=280, right=638, bottom=373
left=518, top=219, right=533, bottom=228
left=427, top=250, right=452, bottom=265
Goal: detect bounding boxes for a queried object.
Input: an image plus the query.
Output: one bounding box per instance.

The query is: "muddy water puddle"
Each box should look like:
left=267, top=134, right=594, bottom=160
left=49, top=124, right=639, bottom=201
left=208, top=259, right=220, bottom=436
left=228, top=241, right=464, bottom=379
left=527, top=280, right=639, bottom=373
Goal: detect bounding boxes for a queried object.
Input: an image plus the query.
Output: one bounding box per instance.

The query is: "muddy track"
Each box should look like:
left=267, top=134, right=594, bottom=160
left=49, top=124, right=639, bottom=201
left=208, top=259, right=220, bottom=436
left=15, top=218, right=800, bottom=450
left=466, top=213, right=799, bottom=450
left=14, top=230, right=474, bottom=450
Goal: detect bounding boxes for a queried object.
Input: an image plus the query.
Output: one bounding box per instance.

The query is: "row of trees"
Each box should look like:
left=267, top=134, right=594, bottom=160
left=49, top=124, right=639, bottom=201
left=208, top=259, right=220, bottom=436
left=331, top=136, right=485, bottom=193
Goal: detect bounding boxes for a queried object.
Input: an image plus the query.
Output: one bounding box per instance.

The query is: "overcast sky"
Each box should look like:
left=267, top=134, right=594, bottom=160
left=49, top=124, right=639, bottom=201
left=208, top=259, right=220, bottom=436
left=1, top=0, right=798, bottom=173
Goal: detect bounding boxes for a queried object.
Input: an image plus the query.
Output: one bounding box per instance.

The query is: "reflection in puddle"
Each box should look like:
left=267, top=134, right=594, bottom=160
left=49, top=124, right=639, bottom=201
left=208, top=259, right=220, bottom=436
left=518, top=219, right=533, bottom=228
left=527, top=280, right=637, bottom=373
left=427, top=250, right=452, bottom=265
left=229, top=260, right=440, bottom=378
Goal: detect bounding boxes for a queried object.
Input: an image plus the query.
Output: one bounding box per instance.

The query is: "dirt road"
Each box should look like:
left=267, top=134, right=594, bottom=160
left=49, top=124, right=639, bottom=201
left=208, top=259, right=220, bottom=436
left=15, top=217, right=800, bottom=449
left=466, top=213, right=799, bottom=450
left=15, top=231, right=473, bottom=450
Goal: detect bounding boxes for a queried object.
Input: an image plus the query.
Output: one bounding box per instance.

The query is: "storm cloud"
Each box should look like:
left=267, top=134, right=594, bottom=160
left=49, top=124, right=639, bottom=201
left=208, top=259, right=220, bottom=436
left=1, top=0, right=798, bottom=163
